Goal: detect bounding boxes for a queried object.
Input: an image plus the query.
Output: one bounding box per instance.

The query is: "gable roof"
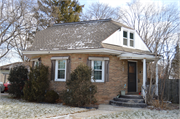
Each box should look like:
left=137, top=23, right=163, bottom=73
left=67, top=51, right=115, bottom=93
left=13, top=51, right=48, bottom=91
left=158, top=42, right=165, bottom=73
left=25, top=19, right=153, bottom=56
left=26, top=19, right=135, bottom=51
left=0, top=62, right=23, bottom=70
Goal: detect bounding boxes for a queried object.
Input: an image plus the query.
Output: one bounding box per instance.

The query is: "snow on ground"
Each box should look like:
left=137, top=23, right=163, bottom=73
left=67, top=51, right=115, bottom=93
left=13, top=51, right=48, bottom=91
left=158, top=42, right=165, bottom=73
left=87, top=108, right=179, bottom=119
left=0, top=94, right=88, bottom=119
left=0, top=94, right=179, bottom=119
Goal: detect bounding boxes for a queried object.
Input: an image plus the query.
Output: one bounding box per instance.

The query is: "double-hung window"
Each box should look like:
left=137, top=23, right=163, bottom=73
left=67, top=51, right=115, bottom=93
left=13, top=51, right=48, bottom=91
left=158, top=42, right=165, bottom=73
left=123, top=31, right=128, bottom=46
left=130, top=32, right=134, bottom=47
left=56, top=60, right=66, bottom=81
left=31, top=57, right=41, bottom=68
left=34, top=61, right=39, bottom=67
left=123, top=30, right=134, bottom=47
left=51, top=56, right=70, bottom=81
left=91, top=60, right=104, bottom=82
left=88, top=57, right=109, bottom=82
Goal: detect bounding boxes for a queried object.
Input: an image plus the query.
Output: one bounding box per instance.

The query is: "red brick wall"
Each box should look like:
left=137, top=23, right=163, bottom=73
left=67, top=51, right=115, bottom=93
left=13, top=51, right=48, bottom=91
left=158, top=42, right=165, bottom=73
left=31, top=54, right=143, bottom=104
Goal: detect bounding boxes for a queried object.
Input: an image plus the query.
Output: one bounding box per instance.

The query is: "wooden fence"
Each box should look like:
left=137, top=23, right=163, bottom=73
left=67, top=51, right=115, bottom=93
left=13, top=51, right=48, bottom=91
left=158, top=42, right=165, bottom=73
left=158, top=79, right=179, bottom=104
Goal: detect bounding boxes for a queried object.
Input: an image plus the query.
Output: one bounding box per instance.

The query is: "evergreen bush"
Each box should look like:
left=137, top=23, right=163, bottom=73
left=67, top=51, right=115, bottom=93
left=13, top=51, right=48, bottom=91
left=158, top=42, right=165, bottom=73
left=45, top=90, right=59, bottom=103
left=8, top=65, right=28, bottom=98
left=61, top=64, right=97, bottom=107
left=23, top=64, right=49, bottom=102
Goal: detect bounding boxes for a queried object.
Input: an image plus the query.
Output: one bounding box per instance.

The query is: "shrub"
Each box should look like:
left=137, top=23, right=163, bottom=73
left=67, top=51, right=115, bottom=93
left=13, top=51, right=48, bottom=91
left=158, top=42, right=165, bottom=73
left=8, top=65, right=28, bottom=98
left=23, top=64, right=49, bottom=102
left=61, top=64, right=97, bottom=107
left=45, top=90, right=59, bottom=103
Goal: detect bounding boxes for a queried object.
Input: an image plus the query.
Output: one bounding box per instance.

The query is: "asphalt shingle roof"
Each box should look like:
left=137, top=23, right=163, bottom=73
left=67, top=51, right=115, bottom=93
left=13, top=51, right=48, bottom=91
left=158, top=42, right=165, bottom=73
left=26, top=19, right=151, bottom=55
left=27, top=19, right=131, bottom=51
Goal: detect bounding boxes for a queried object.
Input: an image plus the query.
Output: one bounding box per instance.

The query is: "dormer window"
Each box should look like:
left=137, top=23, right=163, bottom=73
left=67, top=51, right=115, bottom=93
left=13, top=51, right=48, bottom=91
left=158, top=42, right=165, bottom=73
left=123, top=31, right=128, bottom=46
left=123, top=31, right=134, bottom=47
left=130, top=32, right=134, bottom=47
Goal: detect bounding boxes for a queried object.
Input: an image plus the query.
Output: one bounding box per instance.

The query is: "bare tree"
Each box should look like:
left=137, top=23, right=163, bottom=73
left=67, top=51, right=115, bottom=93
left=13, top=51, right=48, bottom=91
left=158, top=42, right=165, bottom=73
left=12, top=0, right=37, bottom=61
left=13, top=28, right=35, bottom=61
left=119, top=0, right=180, bottom=54
left=0, top=0, right=36, bottom=62
left=0, top=0, right=28, bottom=60
left=118, top=0, right=180, bottom=106
left=171, top=43, right=179, bottom=79
left=81, top=2, right=120, bottom=21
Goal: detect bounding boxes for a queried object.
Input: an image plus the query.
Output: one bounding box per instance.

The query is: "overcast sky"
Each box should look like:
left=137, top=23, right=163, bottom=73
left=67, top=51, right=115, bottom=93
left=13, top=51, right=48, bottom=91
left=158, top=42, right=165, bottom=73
left=0, top=0, right=179, bottom=66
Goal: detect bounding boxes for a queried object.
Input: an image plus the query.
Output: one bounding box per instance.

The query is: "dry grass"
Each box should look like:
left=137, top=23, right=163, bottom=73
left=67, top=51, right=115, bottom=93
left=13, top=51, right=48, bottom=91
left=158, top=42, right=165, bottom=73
left=149, top=99, right=179, bottom=110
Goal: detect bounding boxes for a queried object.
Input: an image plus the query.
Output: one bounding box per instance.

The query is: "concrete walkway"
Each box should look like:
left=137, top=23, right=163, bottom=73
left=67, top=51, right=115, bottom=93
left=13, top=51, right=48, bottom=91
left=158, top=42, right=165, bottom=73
left=49, top=104, right=139, bottom=119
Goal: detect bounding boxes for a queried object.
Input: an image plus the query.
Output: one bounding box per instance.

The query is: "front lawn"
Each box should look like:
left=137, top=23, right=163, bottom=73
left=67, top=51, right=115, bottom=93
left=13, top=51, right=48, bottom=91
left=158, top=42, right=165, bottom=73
left=0, top=94, right=88, bottom=119
left=87, top=108, right=179, bottom=119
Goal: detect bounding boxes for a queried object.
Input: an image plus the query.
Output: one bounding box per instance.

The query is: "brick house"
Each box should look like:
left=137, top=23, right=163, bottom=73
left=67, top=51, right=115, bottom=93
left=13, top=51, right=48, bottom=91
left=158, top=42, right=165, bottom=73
left=23, top=19, right=159, bottom=104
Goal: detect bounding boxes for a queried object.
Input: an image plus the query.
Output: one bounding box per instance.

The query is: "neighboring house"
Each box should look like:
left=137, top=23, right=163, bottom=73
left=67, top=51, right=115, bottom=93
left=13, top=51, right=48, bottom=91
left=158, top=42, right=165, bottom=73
left=22, top=19, right=159, bottom=104
left=0, top=62, right=23, bottom=83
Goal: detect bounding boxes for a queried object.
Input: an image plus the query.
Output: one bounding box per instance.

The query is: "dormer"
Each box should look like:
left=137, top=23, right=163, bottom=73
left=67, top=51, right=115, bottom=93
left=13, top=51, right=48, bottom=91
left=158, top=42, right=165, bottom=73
left=102, top=27, right=149, bottom=52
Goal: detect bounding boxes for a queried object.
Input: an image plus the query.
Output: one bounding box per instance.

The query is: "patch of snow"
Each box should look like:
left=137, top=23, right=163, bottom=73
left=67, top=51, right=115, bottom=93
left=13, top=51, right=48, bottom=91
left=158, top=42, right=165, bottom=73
left=87, top=109, right=179, bottom=119
left=40, top=48, right=48, bottom=51
left=77, top=35, right=81, bottom=38
left=75, top=41, right=85, bottom=47
left=0, top=95, right=87, bottom=119
left=52, top=48, right=59, bottom=50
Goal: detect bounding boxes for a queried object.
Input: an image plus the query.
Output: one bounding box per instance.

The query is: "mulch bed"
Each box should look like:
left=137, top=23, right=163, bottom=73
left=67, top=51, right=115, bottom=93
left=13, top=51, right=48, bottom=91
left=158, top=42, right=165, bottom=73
left=80, top=104, right=99, bottom=109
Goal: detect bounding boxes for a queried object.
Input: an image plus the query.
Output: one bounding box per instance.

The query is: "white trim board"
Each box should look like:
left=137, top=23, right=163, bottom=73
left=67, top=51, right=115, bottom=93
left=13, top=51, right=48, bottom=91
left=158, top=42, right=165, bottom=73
left=88, top=57, right=109, bottom=61
left=23, top=48, right=123, bottom=54
left=51, top=56, right=69, bottom=60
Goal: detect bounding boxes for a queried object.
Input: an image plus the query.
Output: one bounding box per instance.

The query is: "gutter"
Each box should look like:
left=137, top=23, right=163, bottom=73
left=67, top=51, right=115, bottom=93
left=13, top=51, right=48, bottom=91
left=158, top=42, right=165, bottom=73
left=22, top=48, right=157, bottom=60
left=22, top=48, right=123, bottom=55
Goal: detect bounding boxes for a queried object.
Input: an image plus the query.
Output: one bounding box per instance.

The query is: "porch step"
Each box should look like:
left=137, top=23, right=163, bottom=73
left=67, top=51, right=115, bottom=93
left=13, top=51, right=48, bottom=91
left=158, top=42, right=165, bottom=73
left=109, top=95, right=146, bottom=108
left=127, top=92, right=139, bottom=95
left=113, top=98, right=145, bottom=103
left=109, top=100, right=147, bottom=108
left=120, top=95, right=143, bottom=99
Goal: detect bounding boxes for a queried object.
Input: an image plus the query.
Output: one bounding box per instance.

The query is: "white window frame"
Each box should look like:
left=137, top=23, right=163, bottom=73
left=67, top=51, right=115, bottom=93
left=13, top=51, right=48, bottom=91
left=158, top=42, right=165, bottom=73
left=31, top=58, right=41, bottom=68
left=34, top=61, right=39, bottom=67
left=129, top=32, right=134, bottom=47
left=91, top=60, right=105, bottom=82
left=122, top=29, right=135, bottom=48
left=123, top=30, right=128, bottom=46
left=55, top=60, right=67, bottom=81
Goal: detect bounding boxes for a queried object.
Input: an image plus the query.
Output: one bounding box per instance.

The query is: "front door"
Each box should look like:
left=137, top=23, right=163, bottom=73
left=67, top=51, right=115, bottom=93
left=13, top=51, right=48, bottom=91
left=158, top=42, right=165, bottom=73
left=128, top=62, right=136, bottom=92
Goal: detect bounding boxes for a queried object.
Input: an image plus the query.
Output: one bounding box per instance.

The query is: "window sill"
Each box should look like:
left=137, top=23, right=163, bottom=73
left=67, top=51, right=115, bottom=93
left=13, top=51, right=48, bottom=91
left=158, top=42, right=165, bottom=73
left=92, top=81, right=105, bottom=83
left=54, top=79, right=66, bottom=82
left=122, top=45, right=135, bottom=48
left=91, top=79, right=104, bottom=83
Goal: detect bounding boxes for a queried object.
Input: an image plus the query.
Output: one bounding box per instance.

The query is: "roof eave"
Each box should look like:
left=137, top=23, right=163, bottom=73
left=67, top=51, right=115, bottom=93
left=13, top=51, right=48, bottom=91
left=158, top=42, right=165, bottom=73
left=22, top=48, right=124, bottom=59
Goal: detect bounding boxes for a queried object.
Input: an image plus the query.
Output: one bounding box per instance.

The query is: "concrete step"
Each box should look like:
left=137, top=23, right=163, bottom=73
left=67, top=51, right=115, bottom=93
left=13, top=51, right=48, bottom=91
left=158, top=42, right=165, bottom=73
left=113, top=98, right=145, bottom=103
left=127, top=92, right=139, bottom=95
left=109, top=100, right=147, bottom=108
left=120, top=95, right=143, bottom=99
